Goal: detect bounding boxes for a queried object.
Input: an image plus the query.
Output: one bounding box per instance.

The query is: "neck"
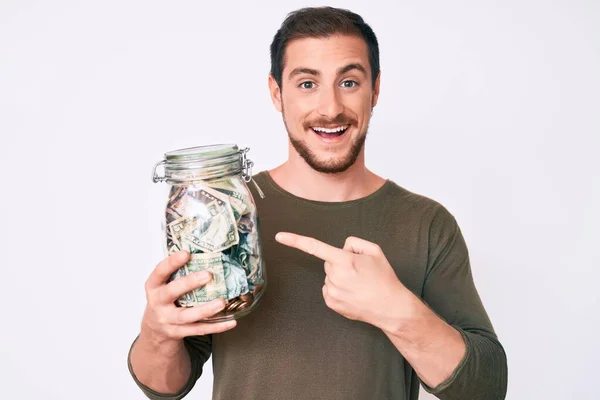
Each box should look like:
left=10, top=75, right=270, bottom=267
left=268, top=143, right=386, bottom=202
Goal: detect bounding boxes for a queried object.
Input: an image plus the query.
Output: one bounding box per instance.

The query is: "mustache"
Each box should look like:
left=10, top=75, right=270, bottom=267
left=305, top=115, right=357, bottom=128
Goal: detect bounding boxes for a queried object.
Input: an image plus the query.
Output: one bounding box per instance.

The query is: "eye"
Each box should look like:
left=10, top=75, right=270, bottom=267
left=299, top=81, right=315, bottom=90
left=341, top=80, right=359, bottom=88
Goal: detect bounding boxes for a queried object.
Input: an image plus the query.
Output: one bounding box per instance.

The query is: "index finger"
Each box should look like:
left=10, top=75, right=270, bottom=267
left=145, top=251, right=190, bottom=290
left=275, top=232, right=350, bottom=262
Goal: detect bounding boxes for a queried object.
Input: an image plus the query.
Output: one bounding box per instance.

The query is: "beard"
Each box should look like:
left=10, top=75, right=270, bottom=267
left=282, top=105, right=369, bottom=174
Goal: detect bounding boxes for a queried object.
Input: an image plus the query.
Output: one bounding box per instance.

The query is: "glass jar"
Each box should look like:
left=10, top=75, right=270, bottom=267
left=151, top=144, right=266, bottom=322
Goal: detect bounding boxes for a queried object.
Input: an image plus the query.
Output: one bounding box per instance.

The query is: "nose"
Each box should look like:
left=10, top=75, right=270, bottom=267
left=316, top=86, right=344, bottom=120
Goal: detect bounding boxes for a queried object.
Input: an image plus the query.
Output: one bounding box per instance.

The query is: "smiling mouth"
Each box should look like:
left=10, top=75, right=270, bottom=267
left=311, top=125, right=350, bottom=139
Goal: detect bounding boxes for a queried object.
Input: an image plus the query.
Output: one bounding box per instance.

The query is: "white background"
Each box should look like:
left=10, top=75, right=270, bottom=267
left=0, top=0, right=598, bottom=399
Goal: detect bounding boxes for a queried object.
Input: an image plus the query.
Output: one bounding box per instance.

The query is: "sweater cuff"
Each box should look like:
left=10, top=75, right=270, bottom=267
left=127, top=335, right=200, bottom=400
left=420, top=325, right=471, bottom=395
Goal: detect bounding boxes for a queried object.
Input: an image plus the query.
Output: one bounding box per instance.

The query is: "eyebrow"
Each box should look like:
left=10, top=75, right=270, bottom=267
left=288, top=63, right=368, bottom=80
left=289, top=67, right=319, bottom=79
left=338, top=63, right=367, bottom=77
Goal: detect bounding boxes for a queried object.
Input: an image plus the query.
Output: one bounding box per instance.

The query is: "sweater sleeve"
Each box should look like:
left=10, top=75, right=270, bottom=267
left=419, top=206, right=508, bottom=400
left=127, top=334, right=212, bottom=400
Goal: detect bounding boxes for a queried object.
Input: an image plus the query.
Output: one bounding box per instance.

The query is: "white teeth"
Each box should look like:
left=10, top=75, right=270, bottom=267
left=312, top=125, right=349, bottom=133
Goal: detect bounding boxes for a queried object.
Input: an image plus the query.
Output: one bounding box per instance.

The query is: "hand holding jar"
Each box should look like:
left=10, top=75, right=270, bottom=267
left=140, top=251, right=238, bottom=342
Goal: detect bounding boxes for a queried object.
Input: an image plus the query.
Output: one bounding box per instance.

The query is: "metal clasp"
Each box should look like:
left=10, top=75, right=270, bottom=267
left=241, top=147, right=254, bottom=182
left=152, top=160, right=166, bottom=183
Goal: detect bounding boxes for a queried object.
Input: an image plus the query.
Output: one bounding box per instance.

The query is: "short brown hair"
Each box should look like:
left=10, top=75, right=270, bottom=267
left=269, top=7, right=380, bottom=90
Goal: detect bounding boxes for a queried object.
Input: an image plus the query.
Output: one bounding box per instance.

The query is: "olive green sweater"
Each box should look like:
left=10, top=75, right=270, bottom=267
left=128, top=171, right=508, bottom=400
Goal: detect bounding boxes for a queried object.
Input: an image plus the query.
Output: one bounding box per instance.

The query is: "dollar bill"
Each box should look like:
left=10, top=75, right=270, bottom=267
left=233, top=230, right=264, bottom=291
left=180, top=219, right=238, bottom=253
left=167, top=215, right=196, bottom=250
left=184, top=253, right=228, bottom=302
left=222, top=253, right=249, bottom=300
left=165, top=186, right=188, bottom=223
left=209, top=179, right=255, bottom=216
left=169, top=186, right=220, bottom=223
left=167, top=191, right=239, bottom=253
left=237, top=214, right=254, bottom=234
left=168, top=185, right=187, bottom=204
left=228, top=197, right=247, bottom=222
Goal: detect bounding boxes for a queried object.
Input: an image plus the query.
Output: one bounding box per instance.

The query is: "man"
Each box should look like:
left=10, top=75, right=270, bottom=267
left=128, top=6, right=508, bottom=400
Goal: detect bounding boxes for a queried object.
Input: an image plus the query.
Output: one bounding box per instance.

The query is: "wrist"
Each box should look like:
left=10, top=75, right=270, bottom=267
left=138, top=326, right=185, bottom=358
left=380, top=287, right=424, bottom=339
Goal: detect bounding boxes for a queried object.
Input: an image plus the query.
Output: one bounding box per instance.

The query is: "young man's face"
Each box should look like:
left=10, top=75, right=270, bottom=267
left=269, top=34, right=380, bottom=174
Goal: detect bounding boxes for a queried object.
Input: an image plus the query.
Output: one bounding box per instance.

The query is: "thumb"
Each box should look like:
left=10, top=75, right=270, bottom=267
left=342, top=236, right=383, bottom=256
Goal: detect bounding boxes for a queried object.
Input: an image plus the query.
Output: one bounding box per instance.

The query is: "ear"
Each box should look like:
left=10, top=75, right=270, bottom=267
left=371, top=71, right=381, bottom=108
left=268, top=74, right=283, bottom=112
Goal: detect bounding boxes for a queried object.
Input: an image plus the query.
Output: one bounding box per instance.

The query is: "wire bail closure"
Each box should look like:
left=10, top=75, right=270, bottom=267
left=152, top=160, right=166, bottom=183
left=241, top=147, right=254, bottom=182
left=151, top=145, right=253, bottom=183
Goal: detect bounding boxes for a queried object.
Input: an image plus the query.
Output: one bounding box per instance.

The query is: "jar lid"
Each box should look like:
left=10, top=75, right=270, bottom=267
left=152, top=144, right=254, bottom=183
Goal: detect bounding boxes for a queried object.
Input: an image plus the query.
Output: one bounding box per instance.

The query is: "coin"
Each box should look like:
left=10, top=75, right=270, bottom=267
left=226, top=299, right=244, bottom=313
left=223, top=299, right=233, bottom=312
left=240, top=292, right=254, bottom=302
